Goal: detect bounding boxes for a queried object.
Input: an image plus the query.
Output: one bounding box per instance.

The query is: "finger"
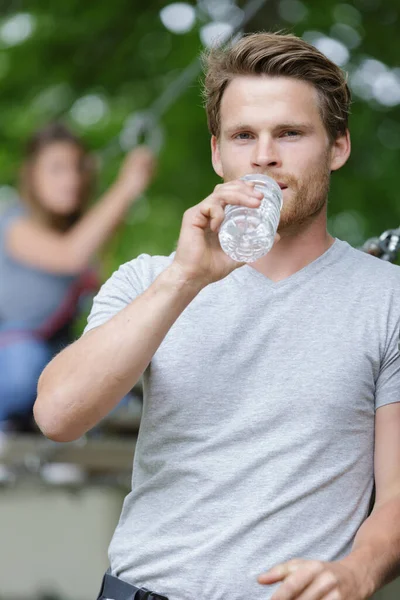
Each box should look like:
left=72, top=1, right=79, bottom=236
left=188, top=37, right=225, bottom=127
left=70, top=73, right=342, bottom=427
left=229, top=178, right=260, bottom=190
left=213, top=190, right=262, bottom=209
left=267, top=569, right=317, bottom=600
left=215, top=180, right=264, bottom=199
left=187, top=185, right=262, bottom=229
left=319, top=590, right=341, bottom=600
left=230, top=180, right=265, bottom=197
left=192, top=202, right=225, bottom=232
left=258, top=560, right=305, bottom=583
left=293, top=570, right=338, bottom=600
left=133, top=145, right=153, bottom=155
left=209, top=204, right=226, bottom=233
left=269, top=564, right=326, bottom=600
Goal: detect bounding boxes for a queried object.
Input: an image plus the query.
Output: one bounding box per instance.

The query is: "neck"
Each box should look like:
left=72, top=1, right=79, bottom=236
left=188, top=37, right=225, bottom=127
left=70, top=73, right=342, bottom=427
left=28, top=204, right=78, bottom=233
left=250, top=206, right=334, bottom=282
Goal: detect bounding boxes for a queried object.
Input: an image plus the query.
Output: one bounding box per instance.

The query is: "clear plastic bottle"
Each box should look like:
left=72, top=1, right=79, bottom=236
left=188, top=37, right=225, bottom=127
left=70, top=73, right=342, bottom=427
left=218, top=174, right=283, bottom=263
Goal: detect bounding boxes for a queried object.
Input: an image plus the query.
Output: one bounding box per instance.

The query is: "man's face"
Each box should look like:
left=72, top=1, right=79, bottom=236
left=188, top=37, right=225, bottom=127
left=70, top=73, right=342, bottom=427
left=211, top=75, right=350, bottom=233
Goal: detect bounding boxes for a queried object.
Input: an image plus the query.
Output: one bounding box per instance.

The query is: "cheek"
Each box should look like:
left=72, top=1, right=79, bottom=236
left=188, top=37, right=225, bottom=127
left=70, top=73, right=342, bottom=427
left=39, top=174, right=60, bottom=193
left=34, top=173, right=67, bottom=208
left=287, top=144, right=328, bottom=176
left=32, top=171, right=50, bottom=195
left=220, top=144, right=251, bottom=170
left=284, top=142, right=310, bottom=164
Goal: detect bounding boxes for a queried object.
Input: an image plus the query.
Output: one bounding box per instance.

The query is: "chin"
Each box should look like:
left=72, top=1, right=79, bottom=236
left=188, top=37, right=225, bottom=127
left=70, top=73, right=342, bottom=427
left=53, top=203, right=80, bottom=215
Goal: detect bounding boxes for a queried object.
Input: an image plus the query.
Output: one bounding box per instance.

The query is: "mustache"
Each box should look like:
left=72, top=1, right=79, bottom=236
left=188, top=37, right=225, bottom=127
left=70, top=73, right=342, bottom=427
left=264, top=172, right=298, bottom=188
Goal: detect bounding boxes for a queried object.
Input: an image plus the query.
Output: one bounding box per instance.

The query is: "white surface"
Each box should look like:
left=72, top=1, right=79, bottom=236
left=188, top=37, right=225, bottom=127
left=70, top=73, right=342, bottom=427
left=0, top=486, right=124, bottom=600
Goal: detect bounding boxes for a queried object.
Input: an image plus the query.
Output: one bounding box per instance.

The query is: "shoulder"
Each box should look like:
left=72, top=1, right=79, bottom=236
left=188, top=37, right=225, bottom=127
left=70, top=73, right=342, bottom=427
left=338, top=239, right=400, bottom=285
left=102, top=251, right=176, bottom=294
left=0, top=202, right=29, bottom=259
left=83, top=252, right=176, bottom=334
left=0, top=201, right=26, bottom=231
left=336, top=241, right=400, bottom=316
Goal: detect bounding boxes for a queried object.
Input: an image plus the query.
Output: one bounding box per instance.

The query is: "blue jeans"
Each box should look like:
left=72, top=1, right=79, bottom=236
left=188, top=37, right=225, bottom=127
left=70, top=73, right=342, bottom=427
left=0, top=325, right=134, bottom=429
left=0, top=327, right=54, bottom=425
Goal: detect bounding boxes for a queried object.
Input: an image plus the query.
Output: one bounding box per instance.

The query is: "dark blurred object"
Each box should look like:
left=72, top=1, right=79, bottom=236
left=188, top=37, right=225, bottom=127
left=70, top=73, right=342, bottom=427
left=360, top=227, right=400, bottom=263
left=0, top=381, right=143, bottom=489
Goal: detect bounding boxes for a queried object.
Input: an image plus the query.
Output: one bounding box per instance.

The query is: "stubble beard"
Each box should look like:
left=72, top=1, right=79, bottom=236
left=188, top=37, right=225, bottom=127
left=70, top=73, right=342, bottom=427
left=277, top=156, right=331, bottom=235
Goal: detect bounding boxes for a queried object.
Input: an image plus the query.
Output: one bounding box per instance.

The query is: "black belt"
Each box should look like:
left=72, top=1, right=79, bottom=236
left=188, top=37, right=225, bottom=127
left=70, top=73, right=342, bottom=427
left=97, top=570, right=169, bottom=600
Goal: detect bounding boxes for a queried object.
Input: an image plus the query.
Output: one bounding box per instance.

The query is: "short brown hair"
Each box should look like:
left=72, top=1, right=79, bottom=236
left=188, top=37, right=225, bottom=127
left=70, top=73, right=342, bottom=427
left=19, top=122, right=95, bottom=232
left=202, top=32, right=351, bottom=142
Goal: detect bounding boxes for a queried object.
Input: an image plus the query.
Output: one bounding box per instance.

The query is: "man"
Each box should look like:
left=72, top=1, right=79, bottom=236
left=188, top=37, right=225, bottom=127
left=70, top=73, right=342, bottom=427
left=34, top=32, right=400, bottom=600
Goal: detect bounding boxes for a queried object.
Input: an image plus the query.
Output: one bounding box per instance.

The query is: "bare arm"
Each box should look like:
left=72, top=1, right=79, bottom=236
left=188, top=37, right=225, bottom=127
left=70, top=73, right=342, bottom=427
left=6, top=147, right=155, bottom=274
left=339, top=402, right=400, bottom=595
left=257, top=403, right=400, bottom=599
left=34, top=179, right=265, bottom=442
left=34, top=263, right=204, bottom=442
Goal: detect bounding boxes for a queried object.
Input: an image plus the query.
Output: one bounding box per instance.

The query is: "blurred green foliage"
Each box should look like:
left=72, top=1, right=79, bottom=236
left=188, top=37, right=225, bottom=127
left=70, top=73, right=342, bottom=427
left=0, top=0, right=398, bottom=286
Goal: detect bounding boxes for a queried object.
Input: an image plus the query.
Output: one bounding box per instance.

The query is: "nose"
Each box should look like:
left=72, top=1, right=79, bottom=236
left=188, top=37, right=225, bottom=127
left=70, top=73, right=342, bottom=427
left=61, top=168, right=81, bottom=196
left=251, top=136, right=282, bottom=170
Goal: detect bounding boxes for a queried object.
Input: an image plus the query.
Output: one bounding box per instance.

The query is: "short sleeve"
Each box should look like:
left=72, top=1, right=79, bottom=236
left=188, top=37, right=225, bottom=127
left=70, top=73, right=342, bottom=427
left=0, top=202, right=26, bottom=254
left=375, top=312, right=400, bottom=410
left=83, top=254, right=151, bottom=335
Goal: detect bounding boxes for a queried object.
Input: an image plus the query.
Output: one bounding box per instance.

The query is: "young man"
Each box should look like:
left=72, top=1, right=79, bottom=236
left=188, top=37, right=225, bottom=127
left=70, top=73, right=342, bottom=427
left=34, top=33, right=400, bottom=600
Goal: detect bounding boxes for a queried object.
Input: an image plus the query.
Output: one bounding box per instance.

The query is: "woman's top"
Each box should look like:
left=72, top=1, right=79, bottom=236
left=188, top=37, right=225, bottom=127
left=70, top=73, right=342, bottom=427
left=0, top=201, right=99, bottom=346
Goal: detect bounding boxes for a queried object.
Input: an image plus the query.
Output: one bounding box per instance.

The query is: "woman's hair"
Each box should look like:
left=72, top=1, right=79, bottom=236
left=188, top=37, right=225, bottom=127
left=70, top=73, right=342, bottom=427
left=19, top=122, right=96, bottom=232
left=202, top=32, right=351, bottom=142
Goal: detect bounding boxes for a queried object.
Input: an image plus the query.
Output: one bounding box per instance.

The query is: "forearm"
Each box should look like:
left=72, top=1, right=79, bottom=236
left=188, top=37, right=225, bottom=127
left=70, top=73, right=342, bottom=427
left=65, top=182, right=137, bottom=269
left=34, top=263, right=204, bottom=442
left=340, top=492, right=400, bottom=596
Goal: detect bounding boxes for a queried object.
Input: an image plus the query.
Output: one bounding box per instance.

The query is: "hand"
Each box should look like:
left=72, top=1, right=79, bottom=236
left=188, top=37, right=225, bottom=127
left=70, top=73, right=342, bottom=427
left=172, top=179, right=280, bottom=288
left=258, top=558, right=373, bottom=600
left=116, top=146, right=156, bottom=201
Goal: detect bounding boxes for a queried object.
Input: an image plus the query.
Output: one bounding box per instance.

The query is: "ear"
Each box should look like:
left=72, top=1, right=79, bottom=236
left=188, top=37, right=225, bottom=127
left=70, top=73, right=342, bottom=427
left=330, top=129, right=351, bottom=172
left=211, top=135, right=224, bottom=178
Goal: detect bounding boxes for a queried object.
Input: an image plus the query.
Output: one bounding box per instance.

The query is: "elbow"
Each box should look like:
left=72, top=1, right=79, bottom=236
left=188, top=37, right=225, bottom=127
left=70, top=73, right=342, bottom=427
left=34, top=349, right=93, bottom=442
left=33, top=394, right=82, bottom=443
left=56, top=242, right=90, bottom=276
left=62, top=254, right=89, bottom=276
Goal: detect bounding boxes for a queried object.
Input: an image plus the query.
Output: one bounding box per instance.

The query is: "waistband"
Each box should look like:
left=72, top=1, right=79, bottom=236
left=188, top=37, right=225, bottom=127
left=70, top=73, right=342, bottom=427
left=97, top=570, right=169, bottom=600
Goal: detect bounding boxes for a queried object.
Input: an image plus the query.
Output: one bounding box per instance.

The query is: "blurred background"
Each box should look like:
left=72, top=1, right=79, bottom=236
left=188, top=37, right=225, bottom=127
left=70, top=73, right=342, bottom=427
left=0, top=0, right=399, bottom=599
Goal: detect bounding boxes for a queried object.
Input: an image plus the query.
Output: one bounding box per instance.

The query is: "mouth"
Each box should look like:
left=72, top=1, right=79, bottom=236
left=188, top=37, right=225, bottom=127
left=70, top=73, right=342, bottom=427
left=277, top=183, right=288, bottom=190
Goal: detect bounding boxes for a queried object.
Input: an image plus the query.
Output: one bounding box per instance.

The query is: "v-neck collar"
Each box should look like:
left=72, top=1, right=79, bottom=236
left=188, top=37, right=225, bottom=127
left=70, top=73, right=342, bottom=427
left=232, top=238, right=350, bottom=290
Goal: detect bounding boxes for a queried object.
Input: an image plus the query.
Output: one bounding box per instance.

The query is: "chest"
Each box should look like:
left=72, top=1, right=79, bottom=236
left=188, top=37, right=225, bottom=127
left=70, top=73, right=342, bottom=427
left=146, top=290, right=379, bottom=432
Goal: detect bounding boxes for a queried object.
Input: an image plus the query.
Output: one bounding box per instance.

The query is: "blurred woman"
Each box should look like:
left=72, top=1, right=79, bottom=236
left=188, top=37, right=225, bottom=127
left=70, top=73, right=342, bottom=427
left=0, top=122, right=155, bottom=429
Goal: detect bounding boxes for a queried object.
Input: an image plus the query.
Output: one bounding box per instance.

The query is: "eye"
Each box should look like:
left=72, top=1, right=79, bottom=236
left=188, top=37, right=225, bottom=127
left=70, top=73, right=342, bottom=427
left=234, top=132, right=253, bottom=140
left=281, top=130, right=301, bottom=138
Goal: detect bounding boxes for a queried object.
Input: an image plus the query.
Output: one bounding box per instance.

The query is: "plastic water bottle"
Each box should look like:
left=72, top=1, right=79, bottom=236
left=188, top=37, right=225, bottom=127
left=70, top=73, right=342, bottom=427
left=218, top=174, right=283, bottom=263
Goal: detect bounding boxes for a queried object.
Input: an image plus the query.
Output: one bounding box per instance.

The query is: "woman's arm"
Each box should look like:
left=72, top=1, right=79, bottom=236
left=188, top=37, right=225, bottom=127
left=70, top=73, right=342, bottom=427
left=5, top=147, right=155, bottom=274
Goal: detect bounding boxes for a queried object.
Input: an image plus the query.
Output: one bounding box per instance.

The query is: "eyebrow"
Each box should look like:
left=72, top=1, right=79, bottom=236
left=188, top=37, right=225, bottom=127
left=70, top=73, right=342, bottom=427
left=224, top=122, right=315, bottom=136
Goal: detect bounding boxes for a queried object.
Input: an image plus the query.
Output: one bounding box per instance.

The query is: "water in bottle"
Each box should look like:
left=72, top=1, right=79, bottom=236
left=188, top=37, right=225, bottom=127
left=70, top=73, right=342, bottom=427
left=218, top=174, right=283, bottom=263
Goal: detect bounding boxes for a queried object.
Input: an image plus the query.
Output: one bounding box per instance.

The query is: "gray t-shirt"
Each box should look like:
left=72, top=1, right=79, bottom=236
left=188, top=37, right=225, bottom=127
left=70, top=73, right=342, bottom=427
left=84, top=239, right=400, bottom=600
